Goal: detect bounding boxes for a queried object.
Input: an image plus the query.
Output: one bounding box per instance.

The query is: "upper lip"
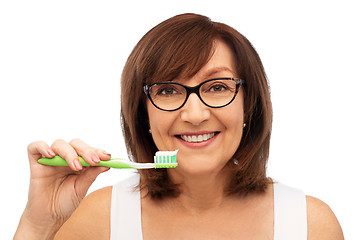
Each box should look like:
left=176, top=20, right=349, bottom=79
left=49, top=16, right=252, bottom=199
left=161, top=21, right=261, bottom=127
left=175, top=131, right=218, bottom=136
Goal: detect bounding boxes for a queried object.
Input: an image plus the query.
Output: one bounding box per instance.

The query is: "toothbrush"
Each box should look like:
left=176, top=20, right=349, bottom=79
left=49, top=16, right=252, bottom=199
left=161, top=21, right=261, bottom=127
left=38, top=150, right=178, bottom=169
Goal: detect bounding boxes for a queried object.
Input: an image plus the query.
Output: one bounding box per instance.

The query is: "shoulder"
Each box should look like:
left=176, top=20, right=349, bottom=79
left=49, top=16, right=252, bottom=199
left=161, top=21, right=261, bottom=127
left=306, top=195, right=344, bottom=240
left=55, top=186, right=112, bottom=240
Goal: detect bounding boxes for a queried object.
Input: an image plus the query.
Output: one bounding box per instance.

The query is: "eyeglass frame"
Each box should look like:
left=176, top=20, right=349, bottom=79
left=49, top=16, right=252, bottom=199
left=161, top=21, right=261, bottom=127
left=143, top=77, right=245, bottom=111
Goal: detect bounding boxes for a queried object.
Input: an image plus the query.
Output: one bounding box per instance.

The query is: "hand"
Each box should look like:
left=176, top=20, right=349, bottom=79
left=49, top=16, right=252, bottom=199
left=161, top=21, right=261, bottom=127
left=14, top=138, right=111, bottom=239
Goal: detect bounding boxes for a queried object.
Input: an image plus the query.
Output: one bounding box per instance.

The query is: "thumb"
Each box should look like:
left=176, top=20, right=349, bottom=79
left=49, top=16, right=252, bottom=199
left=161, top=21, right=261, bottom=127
left=75, top=167, right=110, bottom=199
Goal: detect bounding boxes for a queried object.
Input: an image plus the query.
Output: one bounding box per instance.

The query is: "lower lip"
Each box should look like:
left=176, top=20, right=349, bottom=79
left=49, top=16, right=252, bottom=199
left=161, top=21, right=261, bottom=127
left=176, top=133, right=219, bottom=149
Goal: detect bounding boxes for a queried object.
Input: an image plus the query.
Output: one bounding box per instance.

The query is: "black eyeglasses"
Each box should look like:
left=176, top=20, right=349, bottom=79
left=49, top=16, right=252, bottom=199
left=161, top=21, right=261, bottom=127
left=143, top=78, right=245, bottom=111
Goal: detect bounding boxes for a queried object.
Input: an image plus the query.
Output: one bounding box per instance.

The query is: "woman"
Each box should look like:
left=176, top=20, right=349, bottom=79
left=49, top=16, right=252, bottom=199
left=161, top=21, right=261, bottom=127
left=14, top=13, right=343, bottom=239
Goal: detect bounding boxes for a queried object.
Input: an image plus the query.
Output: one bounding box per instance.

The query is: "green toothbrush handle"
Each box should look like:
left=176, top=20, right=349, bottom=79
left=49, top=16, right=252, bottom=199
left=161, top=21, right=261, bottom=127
left=38, top=156, right=134, bottom=169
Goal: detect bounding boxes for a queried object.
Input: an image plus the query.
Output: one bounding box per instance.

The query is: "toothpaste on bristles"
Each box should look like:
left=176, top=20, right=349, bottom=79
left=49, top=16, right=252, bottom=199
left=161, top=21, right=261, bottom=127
left=154, top=150, right=178, bottom=168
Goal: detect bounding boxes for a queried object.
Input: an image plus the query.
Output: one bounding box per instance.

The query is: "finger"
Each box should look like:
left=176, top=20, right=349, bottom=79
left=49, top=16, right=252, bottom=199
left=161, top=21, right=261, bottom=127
left=95, top=148, right=112, bottom=161
left=69, top=138, right=101, bottom=166
left=27, top=141, right=56, bottom=160
left=51, top=139, right=82, bottom=171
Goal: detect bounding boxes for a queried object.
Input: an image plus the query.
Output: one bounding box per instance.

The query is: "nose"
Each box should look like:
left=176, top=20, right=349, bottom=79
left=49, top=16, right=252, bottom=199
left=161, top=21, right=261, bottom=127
left=180, top=93, right=210, bottom=125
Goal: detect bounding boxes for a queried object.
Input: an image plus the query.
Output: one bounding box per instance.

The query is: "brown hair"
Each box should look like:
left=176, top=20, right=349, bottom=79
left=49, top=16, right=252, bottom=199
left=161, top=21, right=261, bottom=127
left=121, top=13, right=272, bottom=199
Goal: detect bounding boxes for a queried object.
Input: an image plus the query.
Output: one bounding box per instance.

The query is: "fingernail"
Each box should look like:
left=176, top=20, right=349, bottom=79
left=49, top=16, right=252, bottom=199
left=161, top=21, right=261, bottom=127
left=91, top=155, right=100, bottom=164
left=103, top=151, right=111, bottom=157
left=47, top=148, right=56, bottom=157
left=74, top=158, right=83, bottom=170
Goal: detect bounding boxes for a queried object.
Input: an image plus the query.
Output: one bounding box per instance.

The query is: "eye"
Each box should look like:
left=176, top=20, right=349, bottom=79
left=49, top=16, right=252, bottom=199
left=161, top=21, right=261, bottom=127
left=205, top=81, right=231, bottom=93
left=201, top=80, right=236, bottom=95
left=209, top=84, right=228, bottom=92
left=156, top=85, right=179, bottom=96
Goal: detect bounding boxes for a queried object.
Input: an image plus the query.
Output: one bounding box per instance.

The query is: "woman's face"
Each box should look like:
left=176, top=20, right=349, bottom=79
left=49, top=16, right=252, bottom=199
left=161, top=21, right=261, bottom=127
left=147, top=40, right=245, bottom=177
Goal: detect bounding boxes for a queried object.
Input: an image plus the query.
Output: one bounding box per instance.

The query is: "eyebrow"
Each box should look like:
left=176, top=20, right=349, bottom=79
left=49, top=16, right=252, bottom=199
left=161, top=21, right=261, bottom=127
left=172, top=66, right=236, bottom=84
left=202, top=67, right=235, bottom=79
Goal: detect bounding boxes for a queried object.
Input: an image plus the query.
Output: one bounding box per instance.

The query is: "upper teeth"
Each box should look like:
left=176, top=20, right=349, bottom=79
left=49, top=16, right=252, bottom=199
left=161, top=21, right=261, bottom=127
left=180, top=133, right=215, bottom=143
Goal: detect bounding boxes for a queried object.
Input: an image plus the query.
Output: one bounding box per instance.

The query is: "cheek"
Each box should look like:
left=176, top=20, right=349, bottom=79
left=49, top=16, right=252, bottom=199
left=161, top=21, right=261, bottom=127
left=228, top=111, right=244, bottom=141
left=149, top=113, right=169, bottom=134
left=147, top=102, right=177, bottom=148
left=226, top=92, right=244, bottom=120
left=223, top=96, right=245, bottom=140
left=148, top=103, right=168, bottom=133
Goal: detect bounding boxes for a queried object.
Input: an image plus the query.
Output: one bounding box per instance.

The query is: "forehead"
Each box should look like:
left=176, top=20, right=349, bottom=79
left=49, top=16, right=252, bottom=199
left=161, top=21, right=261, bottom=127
left=175, top=40, right=237, bottom=84
left=199, top=40, right=237, bottom=77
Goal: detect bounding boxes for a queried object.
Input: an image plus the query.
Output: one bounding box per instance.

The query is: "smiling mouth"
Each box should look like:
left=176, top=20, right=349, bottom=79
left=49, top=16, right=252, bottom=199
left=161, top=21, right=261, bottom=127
left=177, top=132, right=219, bottom=143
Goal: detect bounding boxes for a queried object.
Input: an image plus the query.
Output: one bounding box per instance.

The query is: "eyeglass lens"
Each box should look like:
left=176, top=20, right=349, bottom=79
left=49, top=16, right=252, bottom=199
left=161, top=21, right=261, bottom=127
left=148, top=78, right=239, bottom=111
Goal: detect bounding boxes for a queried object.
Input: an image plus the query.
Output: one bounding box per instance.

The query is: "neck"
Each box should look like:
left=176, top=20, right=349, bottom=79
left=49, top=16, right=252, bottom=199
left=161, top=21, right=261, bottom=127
left=167, top=168, right=232, bottom=214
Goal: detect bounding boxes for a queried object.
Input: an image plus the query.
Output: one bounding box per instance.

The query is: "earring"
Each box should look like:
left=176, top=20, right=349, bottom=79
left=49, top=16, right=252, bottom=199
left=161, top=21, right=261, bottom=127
left=243, top=123, right=246, bottom=128
left=149, top=129, right=152, bottom=134
left=233, top=159, right=239, bottom=165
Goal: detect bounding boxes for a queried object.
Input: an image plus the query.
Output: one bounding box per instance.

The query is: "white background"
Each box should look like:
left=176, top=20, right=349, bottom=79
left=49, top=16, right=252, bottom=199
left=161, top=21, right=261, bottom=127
left=1, top=0, right=359, bottom=239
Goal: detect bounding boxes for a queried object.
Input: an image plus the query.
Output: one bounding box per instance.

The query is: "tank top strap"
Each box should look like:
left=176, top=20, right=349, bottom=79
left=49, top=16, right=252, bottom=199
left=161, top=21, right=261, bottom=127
left=110, top=174, right=143, bottom=240
left=273, top=182, right=307, bottom=240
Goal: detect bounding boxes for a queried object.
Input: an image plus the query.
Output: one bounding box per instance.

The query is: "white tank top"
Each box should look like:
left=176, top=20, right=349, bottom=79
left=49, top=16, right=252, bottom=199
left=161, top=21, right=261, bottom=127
left=110, top=174, right=307, bottom=240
